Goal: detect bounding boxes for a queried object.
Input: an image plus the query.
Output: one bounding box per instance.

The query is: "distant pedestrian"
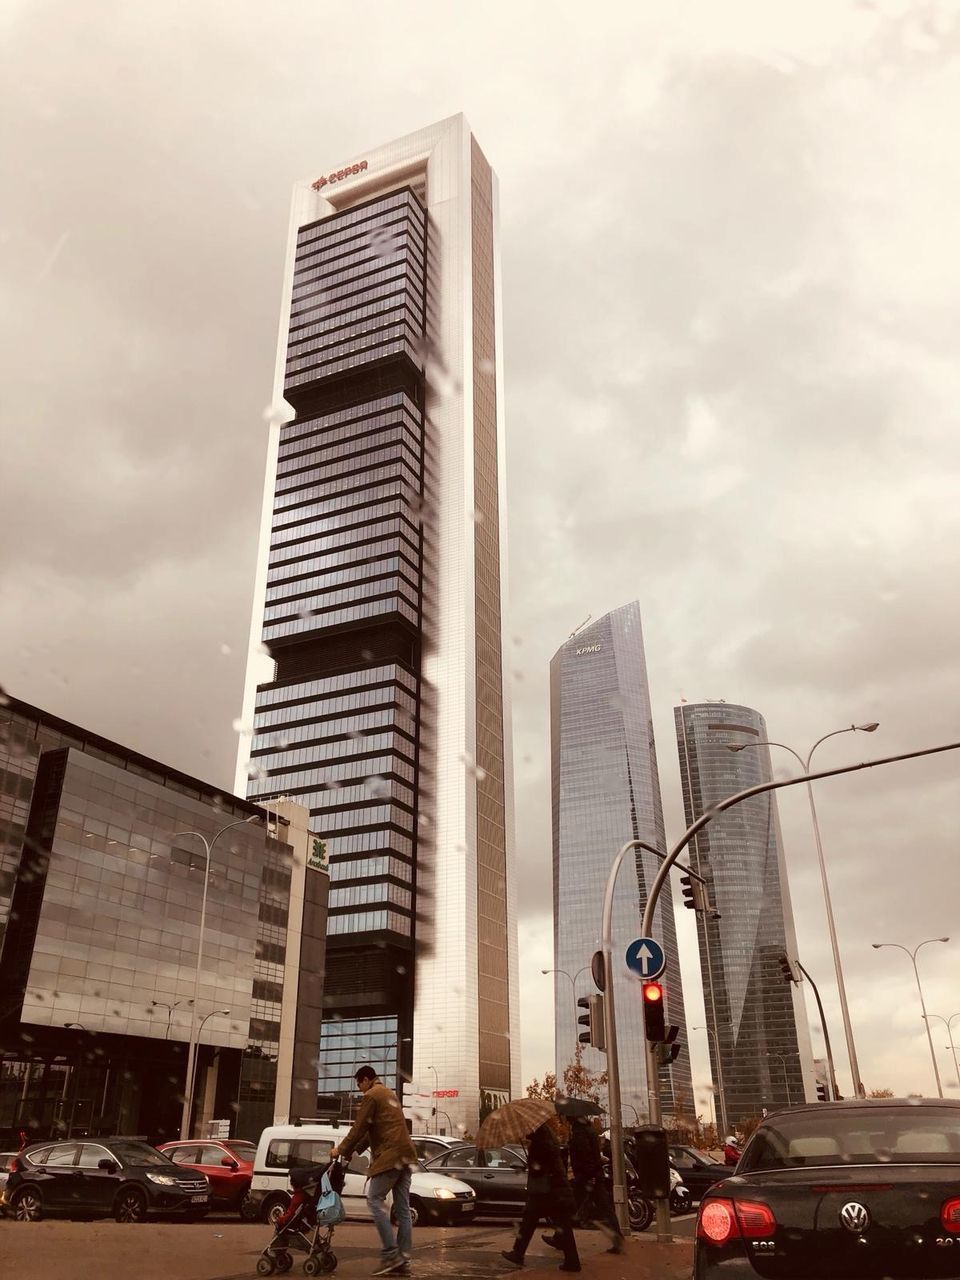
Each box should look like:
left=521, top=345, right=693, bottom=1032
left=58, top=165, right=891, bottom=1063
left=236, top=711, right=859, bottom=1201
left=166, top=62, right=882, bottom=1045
left=545, top=1116, right=624, bottom=1255
left=501, top=1120, right=581, bottom=1273
left=330, top=1066, right=417, bottom=1276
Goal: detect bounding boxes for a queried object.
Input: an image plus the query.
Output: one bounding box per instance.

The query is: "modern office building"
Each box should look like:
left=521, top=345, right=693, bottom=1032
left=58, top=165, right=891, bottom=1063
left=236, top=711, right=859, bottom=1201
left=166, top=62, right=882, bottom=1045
left=674, top=702, right=816, bottom=1126
left=235, top=115, right=520, bottom=1131
left=0, top=695, right=327, bottom=1145
left=550, top=602, right=694, bottom=1121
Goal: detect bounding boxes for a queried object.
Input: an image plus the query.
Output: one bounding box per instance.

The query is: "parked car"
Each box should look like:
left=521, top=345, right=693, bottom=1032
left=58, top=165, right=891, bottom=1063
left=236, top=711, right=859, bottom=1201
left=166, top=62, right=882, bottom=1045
left=695, top=1098, right=960, bottom=1278
left=247, top=1123, right=476, bottom=1227
left=424, top=1144, right=529, bottom=1217
left=157, top=1139, right=256, bottom=1213
left=668, top=1144, right=726, bottom=1202
left=0, top=1138, right=209, bottom=1222
left=411, top=1134, right=470, bottom=1164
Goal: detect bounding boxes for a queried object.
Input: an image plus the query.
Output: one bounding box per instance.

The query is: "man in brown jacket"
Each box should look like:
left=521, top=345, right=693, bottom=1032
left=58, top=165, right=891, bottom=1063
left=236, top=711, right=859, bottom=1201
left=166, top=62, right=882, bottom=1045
left=331, top=1065, right=418, bottom=1275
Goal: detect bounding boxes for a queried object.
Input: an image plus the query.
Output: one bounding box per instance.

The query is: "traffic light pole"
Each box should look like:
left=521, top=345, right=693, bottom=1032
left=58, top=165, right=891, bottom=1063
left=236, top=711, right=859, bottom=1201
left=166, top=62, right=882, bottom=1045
left=794, top=959, right=839, bottom=1101
left=636, top=737, right=960, bottom=1241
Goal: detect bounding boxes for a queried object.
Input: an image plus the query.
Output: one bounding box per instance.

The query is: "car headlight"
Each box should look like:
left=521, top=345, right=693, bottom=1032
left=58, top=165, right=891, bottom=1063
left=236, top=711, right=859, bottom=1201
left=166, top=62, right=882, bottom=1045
left=433, top=1188, right=456, bottom=1200
left=146, top=1173, right=179, bottom=1186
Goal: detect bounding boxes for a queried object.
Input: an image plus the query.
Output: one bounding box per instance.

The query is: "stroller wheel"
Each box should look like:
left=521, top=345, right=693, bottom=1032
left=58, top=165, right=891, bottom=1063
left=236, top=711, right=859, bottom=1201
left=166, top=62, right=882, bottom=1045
left=275, top=1252, right=293, bottom=1274
left=319, top=1253, right=337, bottom=1274
left=256, top=1258, right=277, bottom=1276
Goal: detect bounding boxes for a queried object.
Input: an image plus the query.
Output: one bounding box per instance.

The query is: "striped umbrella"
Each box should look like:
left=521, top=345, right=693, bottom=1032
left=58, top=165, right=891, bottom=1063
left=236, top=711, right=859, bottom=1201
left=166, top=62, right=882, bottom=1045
left=476, top=1098, right=556, bottom=1149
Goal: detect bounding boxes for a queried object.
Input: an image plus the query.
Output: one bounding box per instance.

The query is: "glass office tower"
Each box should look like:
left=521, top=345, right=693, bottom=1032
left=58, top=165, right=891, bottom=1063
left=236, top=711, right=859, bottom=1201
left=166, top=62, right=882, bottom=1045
left=674, top=702, right=816, bottom=1127
left=236, top=116, right=519, bottom=1131
left=550, top=602, right=694, bottom=1121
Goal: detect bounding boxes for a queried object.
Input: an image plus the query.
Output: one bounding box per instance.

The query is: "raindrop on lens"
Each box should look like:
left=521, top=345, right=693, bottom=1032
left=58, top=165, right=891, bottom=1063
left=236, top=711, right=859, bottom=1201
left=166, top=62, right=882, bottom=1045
left=219, top=643, right=232, bottom=657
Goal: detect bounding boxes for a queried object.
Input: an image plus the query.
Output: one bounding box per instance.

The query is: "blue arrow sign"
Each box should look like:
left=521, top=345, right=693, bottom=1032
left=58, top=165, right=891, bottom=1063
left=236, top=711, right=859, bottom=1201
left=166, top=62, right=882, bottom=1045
left=626, top=936, right=665, bottom=980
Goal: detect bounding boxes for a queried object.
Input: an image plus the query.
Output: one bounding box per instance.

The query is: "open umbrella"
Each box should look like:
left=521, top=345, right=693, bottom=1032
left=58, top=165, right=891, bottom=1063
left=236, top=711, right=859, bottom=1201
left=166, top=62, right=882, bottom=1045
left=476, top=1098, right=556, bottom=1149
left=554, top=1096, right=602, bottom=1118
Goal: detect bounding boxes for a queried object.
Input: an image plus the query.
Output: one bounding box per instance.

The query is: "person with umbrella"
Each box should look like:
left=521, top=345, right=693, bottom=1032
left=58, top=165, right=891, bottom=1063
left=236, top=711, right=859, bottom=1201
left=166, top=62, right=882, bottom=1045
left=477, top=1098, right=581, bottom=1273
left=544, top=1102, right=624, bottom=1256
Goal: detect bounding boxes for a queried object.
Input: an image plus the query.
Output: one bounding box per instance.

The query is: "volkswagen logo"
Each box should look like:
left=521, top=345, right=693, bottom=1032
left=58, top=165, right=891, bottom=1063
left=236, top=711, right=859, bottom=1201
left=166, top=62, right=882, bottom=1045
left=840, top=1202, right=871, bottom=1233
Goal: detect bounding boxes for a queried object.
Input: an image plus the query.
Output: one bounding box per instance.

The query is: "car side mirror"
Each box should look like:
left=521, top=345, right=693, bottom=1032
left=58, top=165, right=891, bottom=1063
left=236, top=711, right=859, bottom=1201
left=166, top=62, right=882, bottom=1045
left=97, top=1158, right=118, bottom=1173
left=221, top=1157, right=239, bottom=1169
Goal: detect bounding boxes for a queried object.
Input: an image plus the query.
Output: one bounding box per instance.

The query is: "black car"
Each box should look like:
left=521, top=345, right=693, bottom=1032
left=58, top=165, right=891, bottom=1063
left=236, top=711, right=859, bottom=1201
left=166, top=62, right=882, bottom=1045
left=424, top=1144, right=528, bottom=1216
left=694, top=1099, right=960, bottom=1278
left=1, top=1138, right=210, bottom=1222
left=669, top=1144, right=727, bottom=1202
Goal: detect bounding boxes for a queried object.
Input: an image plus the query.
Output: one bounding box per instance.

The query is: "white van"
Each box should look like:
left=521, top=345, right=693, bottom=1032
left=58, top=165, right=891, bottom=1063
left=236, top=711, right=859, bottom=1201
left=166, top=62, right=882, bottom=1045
left=248, top=1122, right=477, bottom=1228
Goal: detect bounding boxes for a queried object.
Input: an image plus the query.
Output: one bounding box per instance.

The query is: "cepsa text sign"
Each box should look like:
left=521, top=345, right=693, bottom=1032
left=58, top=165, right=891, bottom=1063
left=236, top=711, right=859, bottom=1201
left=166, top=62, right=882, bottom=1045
left=312, top=160, right=368, bottom=191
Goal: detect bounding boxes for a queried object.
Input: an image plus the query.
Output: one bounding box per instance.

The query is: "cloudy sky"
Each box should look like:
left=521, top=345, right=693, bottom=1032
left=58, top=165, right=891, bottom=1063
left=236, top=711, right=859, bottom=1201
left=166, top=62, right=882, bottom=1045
left=3, top=0, right=960, bottom=1112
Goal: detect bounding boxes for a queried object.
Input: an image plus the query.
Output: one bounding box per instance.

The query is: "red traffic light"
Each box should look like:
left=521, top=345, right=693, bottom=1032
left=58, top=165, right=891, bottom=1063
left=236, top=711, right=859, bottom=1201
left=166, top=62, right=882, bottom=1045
left=642, top=981, right=663, bottom=1003
left=642, top=981, right=666, bottom=1041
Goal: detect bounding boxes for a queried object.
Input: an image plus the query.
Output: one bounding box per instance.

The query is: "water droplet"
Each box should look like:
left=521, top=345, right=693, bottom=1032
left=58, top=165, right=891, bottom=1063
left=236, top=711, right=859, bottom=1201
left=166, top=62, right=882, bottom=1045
left=360, top=649, right=374, bottom=662
left=479, top=358, right=495, bottom=376
left=367, top=227, right=401, bottom=258
left=246, top=761, right=267, bottom=782
left=297, top=604, right=315, bottom=621
left=263, top=401, right=295, bottom=427
left=219, top=643, right=232, bottom=657
left=468, top=509, right=484, bottom=524
left=232, top=718, right=252, bottom=735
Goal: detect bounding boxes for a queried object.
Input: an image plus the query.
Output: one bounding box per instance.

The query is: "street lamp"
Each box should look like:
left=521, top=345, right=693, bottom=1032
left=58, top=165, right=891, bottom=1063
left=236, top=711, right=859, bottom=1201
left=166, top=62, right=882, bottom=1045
left=693, top=1025, right=730, bottom=1137
left=189, top=1008, right=230, bottom=1129
left=871, top=937, right=950, bottom=1097
left=727, top=721, right=879, bottom=1096
left=151, top=999, right=194, bottom=1040
left=926, top=1012, right=960, bottom=1090
left=175, top=814, right=262, bottom=1139
left=542, top=965, right=592, bottom=1079
left=427, top=1066, right=439, bottom=1135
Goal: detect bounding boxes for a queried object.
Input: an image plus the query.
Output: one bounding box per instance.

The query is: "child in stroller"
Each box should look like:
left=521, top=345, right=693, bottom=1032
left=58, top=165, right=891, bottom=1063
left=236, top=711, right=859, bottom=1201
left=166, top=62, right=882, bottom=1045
left=256, top=1158, right=346, bottom=1276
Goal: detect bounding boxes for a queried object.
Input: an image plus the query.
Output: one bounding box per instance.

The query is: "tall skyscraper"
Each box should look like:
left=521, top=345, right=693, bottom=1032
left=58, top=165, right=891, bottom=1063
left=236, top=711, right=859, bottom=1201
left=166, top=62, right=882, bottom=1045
left=674, top=702, right=816, bottom=1127
left=235, top=116, right=519, bottom=1132
left=550, top=602, right=693, bottom=1121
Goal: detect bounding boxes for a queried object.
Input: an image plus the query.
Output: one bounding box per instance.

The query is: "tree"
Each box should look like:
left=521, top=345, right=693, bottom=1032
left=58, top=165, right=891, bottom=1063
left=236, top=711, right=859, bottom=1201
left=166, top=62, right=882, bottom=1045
left=525, top=1072, right=560, bottom=1101
left=561, top=1051, right=608, bottom=1106
left=868, top=1088, right=894, bottom=1098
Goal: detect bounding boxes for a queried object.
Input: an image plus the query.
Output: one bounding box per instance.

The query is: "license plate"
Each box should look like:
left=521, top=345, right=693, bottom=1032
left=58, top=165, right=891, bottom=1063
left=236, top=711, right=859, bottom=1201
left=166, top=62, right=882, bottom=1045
left=461, top=1204, right=475, bottom=1212
left=191, top=1194, right=208, bottom=1203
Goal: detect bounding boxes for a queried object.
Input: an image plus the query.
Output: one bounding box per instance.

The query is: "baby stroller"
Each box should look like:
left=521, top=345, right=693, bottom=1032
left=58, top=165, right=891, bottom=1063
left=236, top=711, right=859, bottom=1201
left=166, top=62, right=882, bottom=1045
left=256, top=1158, right=346, bottom=1276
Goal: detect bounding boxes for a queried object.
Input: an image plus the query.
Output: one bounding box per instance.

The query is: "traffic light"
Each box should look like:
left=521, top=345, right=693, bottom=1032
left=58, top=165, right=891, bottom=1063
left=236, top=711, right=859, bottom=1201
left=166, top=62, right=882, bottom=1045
left=777, top=954, right=800, bottom=984
left=656, top=1024, right=682, bottom=1066
left=642, top=981, right=666, bottom=1042
left=679, top=871, right=707, bottom=912
left=577, top=994, right=606, bottom=1052
left=816, top=1081, right=828, bottom=1102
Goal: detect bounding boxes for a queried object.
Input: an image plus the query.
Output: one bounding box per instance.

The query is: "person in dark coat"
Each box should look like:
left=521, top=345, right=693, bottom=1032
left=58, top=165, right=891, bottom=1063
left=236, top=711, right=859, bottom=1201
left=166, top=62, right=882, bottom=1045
left=544, top=1117, right=624, bottom=1255
left=500, top=1121, right=581, bottom=1272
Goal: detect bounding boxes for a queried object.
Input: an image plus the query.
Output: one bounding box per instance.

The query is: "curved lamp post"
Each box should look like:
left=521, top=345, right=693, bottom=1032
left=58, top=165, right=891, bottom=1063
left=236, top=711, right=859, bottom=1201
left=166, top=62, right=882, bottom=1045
left=926, top=1012, right=960, bottom=1090
left=542, top=965, right=591, bottom=1082
left=175, top=814, right=262, bottom=1139
left=871, top=937, right=949, bottom=1097
left=727, top=722, right=879, bottom=1097
left=693, top=1024, right=729, bottom=1137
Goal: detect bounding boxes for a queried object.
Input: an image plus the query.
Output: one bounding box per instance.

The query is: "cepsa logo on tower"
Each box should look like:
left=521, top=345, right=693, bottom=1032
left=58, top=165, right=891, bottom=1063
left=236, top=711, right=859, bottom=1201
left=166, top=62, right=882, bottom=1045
left=312, top=160, right=369, bottom=191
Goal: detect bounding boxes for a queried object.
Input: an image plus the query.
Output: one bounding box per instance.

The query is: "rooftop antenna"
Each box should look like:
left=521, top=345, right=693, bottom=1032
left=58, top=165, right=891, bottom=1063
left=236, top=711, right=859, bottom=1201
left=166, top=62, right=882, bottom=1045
left=569, top=614, right=592, bottom=640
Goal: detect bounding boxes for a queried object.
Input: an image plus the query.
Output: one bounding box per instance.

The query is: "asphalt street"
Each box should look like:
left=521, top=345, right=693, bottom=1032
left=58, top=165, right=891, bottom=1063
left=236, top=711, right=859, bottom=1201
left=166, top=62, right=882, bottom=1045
left=0, top=1215, right=695, bottom=1279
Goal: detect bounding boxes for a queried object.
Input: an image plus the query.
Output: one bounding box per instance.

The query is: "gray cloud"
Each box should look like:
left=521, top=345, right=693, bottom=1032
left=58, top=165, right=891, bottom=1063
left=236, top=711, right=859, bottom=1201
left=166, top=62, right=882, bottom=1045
left=3, top=0, right=960, bottom=1098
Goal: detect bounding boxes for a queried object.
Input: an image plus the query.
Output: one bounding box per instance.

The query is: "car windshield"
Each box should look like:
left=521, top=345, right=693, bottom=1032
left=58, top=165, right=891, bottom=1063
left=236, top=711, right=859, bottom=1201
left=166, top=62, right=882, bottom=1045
left=740, top=1107, right=960, bottom=1170
left=109, top=1142, right=174, bottom=1168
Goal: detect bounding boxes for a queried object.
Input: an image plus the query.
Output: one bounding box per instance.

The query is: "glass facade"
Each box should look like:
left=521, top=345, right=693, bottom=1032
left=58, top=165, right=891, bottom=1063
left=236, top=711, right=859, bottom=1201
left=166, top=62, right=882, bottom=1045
left=674, top=702, right=814, bottom=1126
left=0, top=696, right=324, bottom=1145
left=550, top=602, right=694, bottom=1120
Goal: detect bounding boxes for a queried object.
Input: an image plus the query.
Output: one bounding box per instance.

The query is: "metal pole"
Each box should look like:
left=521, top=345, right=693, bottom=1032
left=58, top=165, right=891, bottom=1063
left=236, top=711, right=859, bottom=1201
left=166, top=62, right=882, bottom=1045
left=873, top=940, right=947, bottom=1098
left=795, top=960, right=838, bottom=1101
left=693, top=1026, right=728, bottom=1137
left=729, top=726, right=879, bottom=1098
left=178, top=816, right=259, bottom=1139
left=600, top=839, right=638, bottom=1238
left=428, top=1066, right=439, bottom=1134
left=766, top=1053, right=792, bottom=1105
left=639, top=738, right=960, bottom=1237
left=948, top=1017, right=960, bottom=1089
left=911, top=946, right=944, bottom=1099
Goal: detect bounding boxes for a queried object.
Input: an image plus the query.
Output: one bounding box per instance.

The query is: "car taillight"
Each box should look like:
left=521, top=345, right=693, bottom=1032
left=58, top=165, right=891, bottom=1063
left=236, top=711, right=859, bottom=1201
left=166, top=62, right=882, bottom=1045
left=736, top=1200, right=777, bottom=1237
left=698, top=1199, right=739, bottom=1243
left=698, top=1198, right=776, bottom=1244
left=941, top=1198, right=960, bottom=1231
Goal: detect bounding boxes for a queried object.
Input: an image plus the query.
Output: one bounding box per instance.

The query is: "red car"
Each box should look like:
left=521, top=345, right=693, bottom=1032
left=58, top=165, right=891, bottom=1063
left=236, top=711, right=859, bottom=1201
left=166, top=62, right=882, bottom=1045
left=157, top=1140, right=256, bottom=1213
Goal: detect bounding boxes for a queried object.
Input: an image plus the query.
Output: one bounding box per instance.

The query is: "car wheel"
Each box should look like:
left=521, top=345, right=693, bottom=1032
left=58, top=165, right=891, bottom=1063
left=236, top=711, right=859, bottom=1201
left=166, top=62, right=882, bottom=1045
left=391, top=1198, right=420, bottom=1228
left=239, top=1195, right=260, bottom=1222
left=13, top=1188, right=43, bottom=1222
left=262, top=1192, right=290, bottom=1226
left=114, top=1187, right=148, bottom=1223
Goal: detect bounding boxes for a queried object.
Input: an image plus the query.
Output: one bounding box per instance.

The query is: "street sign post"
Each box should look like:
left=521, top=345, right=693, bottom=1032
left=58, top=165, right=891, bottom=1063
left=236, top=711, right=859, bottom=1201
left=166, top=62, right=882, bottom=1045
left=626, top=937, right=665, bottom=980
